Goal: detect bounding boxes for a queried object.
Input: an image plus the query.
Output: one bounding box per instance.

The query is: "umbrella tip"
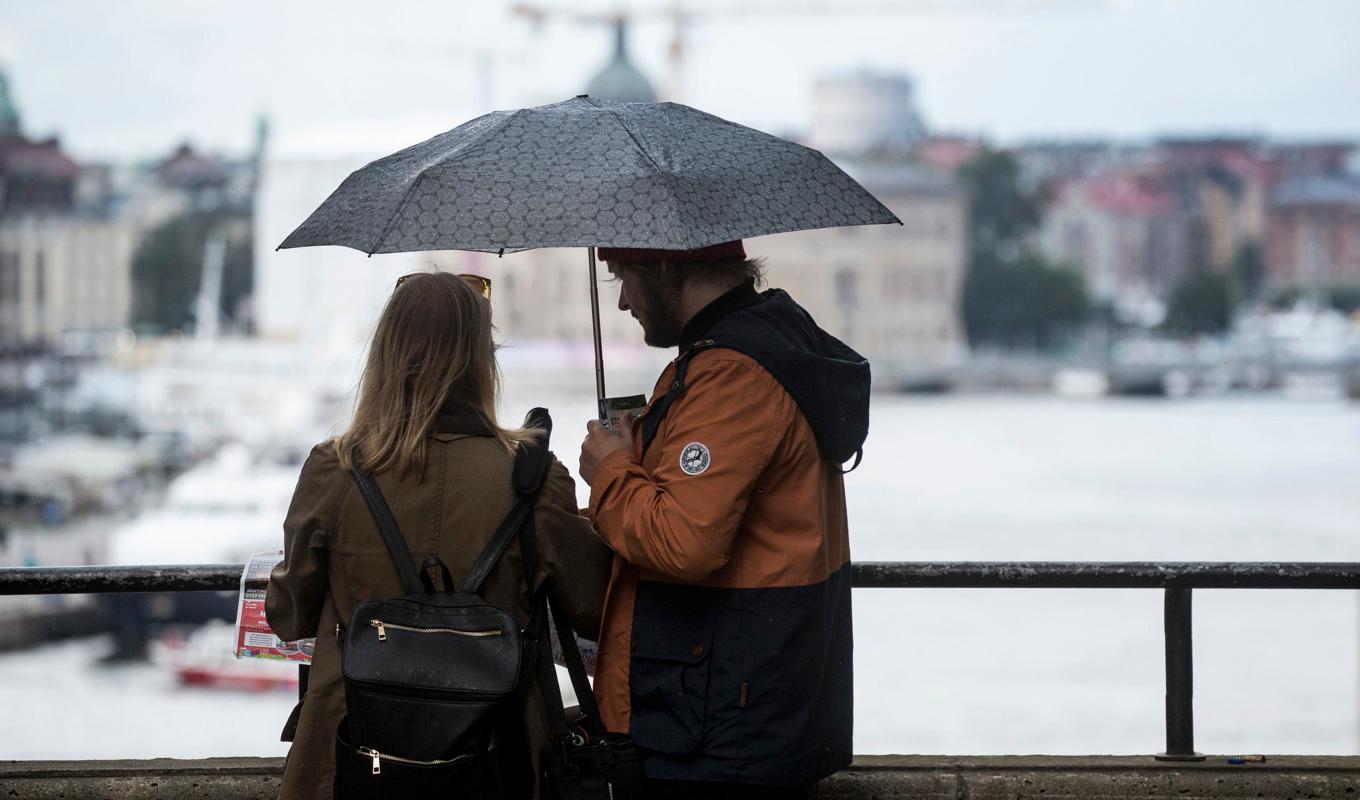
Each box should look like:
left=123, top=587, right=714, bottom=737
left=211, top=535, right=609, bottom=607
left=497, top=248, right=505, bottom=258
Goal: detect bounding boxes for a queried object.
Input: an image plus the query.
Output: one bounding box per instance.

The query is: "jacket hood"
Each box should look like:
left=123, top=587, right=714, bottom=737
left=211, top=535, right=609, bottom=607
left=703, top=288, right=871, bottom=466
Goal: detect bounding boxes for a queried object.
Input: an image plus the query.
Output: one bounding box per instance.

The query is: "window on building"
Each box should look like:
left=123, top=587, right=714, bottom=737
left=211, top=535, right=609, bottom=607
left=835, top=268, right=859, bottom=310
left=35, top=251, right=46, bottom=307
left=883, top=266, right=911, bottom=299
left=0, top=251, right=18, bottom=309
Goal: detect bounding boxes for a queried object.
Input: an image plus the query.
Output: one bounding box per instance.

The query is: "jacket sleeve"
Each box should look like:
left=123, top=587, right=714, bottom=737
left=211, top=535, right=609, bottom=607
left=266, top=445, right=347, bottom=642
left=588, top=353, right=790, bottom=582
left=533, top=455, right=613, bottom=640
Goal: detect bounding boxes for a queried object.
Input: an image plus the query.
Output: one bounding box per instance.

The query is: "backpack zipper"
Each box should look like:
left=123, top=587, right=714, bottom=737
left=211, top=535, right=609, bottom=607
left=369, top=619, right=504, bottom=641
left=357, top=746, right=472, bottom=775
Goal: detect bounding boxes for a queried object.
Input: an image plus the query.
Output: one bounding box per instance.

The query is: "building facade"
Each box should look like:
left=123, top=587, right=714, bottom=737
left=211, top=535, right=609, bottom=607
left=1038, top=170, right=1197, bottom=320
left=0, top=215, right=138, bottom=346
left=749, top=161, right=966, bottom=379
left=0, top=99, right=138, bottom=348
left=0, top=69, right=259, bottom=349
left=1266, top=176, right=1360, bottom=291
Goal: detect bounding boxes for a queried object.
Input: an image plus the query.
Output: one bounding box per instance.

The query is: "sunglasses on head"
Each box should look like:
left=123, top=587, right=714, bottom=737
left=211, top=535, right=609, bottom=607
left=396, top=272, right=492, bottom=300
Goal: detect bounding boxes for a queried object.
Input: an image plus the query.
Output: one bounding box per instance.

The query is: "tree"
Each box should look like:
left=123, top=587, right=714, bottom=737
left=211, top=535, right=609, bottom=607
left=1229, top=242, right=1266, bottom=304
left=957, top=148, right=1042, bottom=257
left=131, top=211, right=252, bottom=333
left=963, top=253, right=1088, bottom=349
left=1164, top=269, right=1232, bottom=335
left=957, top=148, right=1089, bottom=349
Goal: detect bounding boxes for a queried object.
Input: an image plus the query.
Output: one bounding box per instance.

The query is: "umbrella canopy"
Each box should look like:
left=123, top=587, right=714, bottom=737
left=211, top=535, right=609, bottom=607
left=278, top=95, right=899, bottom=255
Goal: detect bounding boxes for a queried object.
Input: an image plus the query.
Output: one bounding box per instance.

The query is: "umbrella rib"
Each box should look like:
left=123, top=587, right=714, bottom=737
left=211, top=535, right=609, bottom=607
left=366, top=110, right=523, bottom=255
left=581, top=96, right=691, bottom=247
left=366, top=174, right=429, bottom=255
left=582, top=96, right=668, bottom=176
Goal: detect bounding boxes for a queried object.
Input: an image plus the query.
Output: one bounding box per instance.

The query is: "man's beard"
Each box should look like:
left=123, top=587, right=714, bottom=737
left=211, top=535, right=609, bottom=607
left=633, top=272, right=686, bottom=348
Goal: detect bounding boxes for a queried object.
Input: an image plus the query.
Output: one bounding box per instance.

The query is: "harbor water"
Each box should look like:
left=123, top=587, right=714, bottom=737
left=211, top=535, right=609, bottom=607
left=1, top=392, right=1357, bottom=759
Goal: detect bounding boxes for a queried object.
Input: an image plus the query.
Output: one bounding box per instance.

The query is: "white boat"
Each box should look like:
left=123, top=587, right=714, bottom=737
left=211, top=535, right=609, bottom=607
left=99, top=443, right=303, bottom=658
left=106, top=443, right=300, bottom=568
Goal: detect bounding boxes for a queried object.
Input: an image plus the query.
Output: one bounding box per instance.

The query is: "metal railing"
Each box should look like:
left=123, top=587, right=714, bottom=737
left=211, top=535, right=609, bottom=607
left=3, top=560, right=1357, bottom=761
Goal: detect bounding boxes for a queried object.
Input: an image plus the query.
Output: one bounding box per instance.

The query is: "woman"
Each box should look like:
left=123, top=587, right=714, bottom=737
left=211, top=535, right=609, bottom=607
left=266, top=271, right=612, bottom=800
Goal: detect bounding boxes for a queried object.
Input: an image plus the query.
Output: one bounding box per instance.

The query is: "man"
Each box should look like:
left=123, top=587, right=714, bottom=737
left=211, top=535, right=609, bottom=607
left=578, top=240, right=870, bottom=799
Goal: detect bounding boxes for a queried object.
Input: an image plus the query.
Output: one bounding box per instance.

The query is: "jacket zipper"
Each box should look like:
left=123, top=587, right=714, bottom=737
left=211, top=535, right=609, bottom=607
left=369, top=618, right=504, bottom=641
left=357, top=746, right=472, bottom=775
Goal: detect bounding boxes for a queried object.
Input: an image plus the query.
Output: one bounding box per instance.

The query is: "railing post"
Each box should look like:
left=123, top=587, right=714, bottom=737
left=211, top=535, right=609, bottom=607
left=1156, top=587, right=1205, bottom=761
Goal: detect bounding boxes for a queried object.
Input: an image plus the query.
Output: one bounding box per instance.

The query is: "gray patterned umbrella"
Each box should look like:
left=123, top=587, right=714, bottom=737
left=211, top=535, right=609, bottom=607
left=278, top=95, right=900, bottom=412
left=278, top=95, right=899, bottom=255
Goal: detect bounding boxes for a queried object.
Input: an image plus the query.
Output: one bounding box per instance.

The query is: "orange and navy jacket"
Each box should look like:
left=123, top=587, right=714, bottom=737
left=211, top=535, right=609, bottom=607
left=587, top=281, right=869, bottom=786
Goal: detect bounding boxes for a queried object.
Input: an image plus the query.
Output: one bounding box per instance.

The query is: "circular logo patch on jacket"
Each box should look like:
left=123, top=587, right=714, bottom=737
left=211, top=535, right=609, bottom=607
left=679, top=442, right=711, bottom=475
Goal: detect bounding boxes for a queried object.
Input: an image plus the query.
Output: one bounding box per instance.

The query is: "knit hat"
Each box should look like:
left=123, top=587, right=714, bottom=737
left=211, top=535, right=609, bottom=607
left=596, top=240, right=745, bottom=264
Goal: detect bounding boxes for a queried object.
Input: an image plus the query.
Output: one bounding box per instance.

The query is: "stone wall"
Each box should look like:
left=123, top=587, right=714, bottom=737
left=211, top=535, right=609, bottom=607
left=3, top=755, right=1358, bottom=799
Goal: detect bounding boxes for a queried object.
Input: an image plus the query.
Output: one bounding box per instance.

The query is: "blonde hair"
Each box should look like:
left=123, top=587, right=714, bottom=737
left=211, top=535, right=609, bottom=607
left=335, top=271, right=535, bottom=476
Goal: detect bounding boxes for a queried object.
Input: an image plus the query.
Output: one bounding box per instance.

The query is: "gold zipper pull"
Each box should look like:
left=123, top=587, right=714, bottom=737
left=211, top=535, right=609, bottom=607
left=371, top=619, right=386, bottom=641
left=371, top=749, right=381, bottom=775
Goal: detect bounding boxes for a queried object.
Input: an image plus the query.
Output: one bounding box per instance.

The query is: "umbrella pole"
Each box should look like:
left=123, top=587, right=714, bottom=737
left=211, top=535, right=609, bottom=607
left=587, top=248, right=607, bottom=420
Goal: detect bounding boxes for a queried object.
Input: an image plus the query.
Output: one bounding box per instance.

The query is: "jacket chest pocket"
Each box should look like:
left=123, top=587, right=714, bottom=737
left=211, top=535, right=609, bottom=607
left=627, top=581, right=716, bottom=756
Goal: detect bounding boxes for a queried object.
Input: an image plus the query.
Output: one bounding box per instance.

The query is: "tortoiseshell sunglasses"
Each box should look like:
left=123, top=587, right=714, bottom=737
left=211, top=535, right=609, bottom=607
left=395, top=272, right=491, bottom=300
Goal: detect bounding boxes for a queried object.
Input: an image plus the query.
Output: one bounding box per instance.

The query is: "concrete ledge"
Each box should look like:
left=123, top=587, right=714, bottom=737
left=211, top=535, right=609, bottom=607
left=2, top=755, right=1358, bottom=799
left=821, top=756, right=1360, bottom=799
left=0, top=758, right=284, bottom=799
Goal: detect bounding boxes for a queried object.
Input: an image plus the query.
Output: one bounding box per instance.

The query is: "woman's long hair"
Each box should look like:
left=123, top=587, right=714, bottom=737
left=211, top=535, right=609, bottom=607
left=334, top=271, right=534, bottom=476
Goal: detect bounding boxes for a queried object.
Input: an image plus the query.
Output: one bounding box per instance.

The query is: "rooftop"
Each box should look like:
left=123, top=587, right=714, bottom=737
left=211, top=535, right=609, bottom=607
left=1271, top=174, right=1360, bottom=208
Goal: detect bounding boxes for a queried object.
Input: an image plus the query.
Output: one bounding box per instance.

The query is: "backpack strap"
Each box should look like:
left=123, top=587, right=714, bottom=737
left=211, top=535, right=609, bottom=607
left=640, top=339, right=714, bottom=453
left=461, top=408, right=554, bottom=596
left=349, top=453, right=425, bottom=596
left=641, top=339, right=865, bottom=472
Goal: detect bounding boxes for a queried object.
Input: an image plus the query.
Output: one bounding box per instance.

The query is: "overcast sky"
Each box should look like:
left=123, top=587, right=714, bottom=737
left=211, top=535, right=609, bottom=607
left=2, top=0, right=1358, bottom=162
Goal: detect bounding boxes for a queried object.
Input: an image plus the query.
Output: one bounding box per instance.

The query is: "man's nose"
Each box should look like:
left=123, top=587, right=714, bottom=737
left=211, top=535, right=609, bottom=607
left=617, top=291, right=629, bottom=312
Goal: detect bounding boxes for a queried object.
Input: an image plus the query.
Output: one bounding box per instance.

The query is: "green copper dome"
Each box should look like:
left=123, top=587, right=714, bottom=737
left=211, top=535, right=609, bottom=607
left=584, top=19, right=656, bottom=104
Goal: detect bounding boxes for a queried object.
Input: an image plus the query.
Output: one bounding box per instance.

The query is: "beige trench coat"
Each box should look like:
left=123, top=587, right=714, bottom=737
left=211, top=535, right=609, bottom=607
left=266, top=407, right=612, bottom=800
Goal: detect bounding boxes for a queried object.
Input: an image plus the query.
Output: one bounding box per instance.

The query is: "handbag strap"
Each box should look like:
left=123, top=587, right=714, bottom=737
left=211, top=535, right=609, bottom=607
left=537, top=589, right=606, bottom=739
left=551, top=593, right=605, bottom=734
left=535, top=598, right=569, bottom=735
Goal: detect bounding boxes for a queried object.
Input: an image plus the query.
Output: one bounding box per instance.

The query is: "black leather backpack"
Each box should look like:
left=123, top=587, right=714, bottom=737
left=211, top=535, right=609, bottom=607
left=333, top=409, right=555, bottom=800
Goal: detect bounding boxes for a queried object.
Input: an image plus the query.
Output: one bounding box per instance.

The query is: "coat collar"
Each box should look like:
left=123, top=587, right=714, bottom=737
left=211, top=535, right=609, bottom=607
left=678, top=279, right=765, bottom=353
left=432, top=400, right=495, bottom=437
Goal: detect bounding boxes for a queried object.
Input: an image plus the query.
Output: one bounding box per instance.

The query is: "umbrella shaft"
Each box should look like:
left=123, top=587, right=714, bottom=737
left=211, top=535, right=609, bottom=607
left=588, top=248, right=607, bottom=416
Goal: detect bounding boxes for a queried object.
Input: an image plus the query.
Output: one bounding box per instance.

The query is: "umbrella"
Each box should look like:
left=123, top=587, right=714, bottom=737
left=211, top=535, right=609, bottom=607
left=279, top=95, right=900, bottom=414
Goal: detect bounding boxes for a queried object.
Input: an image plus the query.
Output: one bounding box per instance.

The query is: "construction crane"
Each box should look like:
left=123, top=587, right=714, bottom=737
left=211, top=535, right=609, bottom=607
left=510, top=1, right=1100, bottom=103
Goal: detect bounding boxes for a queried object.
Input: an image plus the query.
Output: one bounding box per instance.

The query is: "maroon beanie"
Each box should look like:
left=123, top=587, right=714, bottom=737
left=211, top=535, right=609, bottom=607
left=596, top=240, right=745, bottom=264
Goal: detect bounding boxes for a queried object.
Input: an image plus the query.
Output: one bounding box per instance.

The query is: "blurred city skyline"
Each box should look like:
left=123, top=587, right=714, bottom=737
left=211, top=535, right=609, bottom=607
left=2, top=0, right=1359, bottom=162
